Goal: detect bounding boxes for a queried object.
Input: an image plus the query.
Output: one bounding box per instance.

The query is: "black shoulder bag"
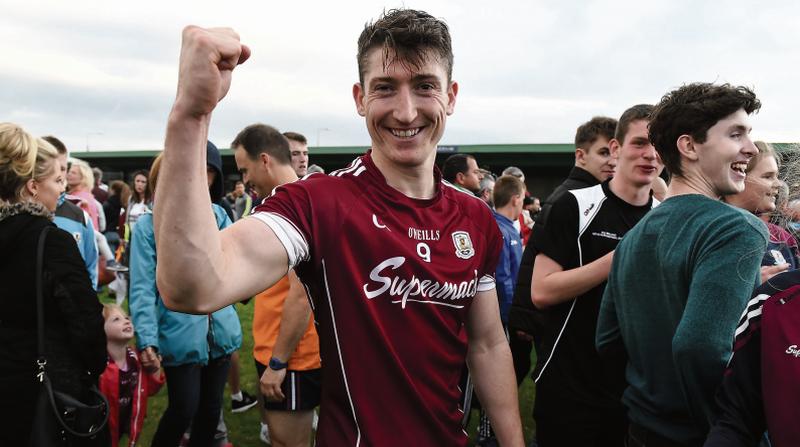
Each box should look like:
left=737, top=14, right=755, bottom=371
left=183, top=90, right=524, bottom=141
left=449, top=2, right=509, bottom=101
left=29, top=226, right=110, bottom=446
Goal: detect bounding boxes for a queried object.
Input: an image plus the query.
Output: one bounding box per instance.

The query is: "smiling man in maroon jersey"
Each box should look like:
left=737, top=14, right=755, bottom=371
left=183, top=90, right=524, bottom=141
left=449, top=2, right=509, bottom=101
left=153, top=9, right=524, bottom=447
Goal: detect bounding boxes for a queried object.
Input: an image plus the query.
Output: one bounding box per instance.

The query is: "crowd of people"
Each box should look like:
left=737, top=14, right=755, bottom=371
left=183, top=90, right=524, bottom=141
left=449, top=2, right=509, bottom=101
left=1, top=7, right=799, bottom=447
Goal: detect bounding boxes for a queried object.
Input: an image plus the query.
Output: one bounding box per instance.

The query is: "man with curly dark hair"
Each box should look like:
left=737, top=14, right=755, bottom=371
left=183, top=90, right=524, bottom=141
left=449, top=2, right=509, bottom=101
left=597, top=83, right=769, bottom=447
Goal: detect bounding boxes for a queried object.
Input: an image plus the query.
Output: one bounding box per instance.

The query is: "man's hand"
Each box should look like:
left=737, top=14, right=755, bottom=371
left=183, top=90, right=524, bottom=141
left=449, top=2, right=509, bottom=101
left=260, top=367, right=286, bottom=402
left=174, top=26, right=251, bottom=119
left=760, top=263, right=788, bottom=284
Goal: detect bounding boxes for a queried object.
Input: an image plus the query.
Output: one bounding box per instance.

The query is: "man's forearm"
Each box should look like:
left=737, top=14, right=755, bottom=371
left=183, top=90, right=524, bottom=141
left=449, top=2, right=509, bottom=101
left=154, top=111, right=221, bottom=312
left=272, top=276, right=313, bottom=361
left=532, top=251, right=613, bottom=308
left=468, top=340, right=524, bottom=446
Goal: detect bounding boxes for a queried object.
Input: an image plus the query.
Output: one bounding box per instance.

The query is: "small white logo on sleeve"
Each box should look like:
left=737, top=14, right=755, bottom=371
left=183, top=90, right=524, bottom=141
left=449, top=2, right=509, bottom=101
left=786, top=345, right=800, bottom=357
left=452, top=231, right=475, bottom=259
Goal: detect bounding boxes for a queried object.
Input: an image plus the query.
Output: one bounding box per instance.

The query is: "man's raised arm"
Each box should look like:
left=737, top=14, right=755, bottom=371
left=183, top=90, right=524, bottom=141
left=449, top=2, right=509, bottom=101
left=155, top=26, right=286, bottom=313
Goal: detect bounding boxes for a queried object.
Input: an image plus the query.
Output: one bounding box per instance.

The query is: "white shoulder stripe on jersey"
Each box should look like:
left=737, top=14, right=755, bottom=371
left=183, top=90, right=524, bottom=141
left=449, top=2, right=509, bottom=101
left=734, top=293, right=769, bottom=338
left=251, top=212, right=310, bottom=269
left=331, top=157, right=363, bottom=177
left=322, top=259, right=362, bottom=446
left=477, top=274, right=496, bottom=292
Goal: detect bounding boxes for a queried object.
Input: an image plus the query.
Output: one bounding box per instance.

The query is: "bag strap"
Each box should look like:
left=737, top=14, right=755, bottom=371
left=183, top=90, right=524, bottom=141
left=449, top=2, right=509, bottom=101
left=35, top=225, right=109, bottom=437
left=35, top=225, right=52, bottom=379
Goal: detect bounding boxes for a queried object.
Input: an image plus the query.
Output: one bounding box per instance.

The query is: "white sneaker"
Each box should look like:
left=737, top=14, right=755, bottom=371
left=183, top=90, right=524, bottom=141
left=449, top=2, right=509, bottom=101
left=260, top=423, right=271, bottom=444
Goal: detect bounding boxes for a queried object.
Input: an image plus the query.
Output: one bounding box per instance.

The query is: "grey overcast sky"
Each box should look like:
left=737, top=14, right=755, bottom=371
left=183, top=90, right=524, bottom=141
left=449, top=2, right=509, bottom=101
left=2, top=0, right=798, bottom=152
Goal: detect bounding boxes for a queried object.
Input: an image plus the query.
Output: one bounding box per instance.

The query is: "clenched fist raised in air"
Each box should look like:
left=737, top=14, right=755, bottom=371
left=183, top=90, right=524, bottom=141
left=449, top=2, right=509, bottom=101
left=173, top=26, right=251, bottom=119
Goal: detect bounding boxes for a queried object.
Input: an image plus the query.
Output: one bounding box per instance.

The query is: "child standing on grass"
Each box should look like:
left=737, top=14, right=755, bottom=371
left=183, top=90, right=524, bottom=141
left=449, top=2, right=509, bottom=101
left=100, top=304, right=165, bottom=447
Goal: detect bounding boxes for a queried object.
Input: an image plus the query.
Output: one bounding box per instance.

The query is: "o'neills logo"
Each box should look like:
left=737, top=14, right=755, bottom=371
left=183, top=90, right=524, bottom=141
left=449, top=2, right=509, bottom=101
left=362, top=256, right=477, bottom=309
left=786, top=345, right=800, bottom=358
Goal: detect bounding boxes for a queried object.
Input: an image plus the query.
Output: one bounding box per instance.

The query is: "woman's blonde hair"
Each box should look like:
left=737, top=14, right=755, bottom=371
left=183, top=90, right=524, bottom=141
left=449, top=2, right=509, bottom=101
left=70, top=159, right=95, bottom=191
left=748, top=141, right=779, bottom=173
left=0, top=122, right=59, bottom=202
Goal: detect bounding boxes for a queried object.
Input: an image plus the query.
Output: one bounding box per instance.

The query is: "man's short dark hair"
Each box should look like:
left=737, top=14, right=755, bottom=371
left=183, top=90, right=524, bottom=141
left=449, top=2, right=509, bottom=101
left=231, top=124, right=291, bottom=165
left=649, top=83, right=761, bottom=177
left=442, top=154, right=474, bottom=183
left=615, top=104, right=654, bottom=144
left=357, top=9, right=453, bottom=85
left=42, top=135, right=67, bottom=155
left=282, top=132, right=307, bottom=145
left=574, top=117, right=617, bottom=150
left=493, top=175, right=525, bottom=208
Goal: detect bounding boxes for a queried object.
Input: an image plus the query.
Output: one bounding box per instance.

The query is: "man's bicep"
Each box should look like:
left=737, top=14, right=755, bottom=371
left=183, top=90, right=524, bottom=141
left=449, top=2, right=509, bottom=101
left=219, top=218, right=292, bottom=303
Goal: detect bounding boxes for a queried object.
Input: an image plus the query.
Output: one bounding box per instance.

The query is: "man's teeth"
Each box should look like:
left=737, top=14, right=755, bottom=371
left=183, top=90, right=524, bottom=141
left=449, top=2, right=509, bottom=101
left=731, top=162, right=748, bottom=174
left=391, top=128, right=421, bottom=138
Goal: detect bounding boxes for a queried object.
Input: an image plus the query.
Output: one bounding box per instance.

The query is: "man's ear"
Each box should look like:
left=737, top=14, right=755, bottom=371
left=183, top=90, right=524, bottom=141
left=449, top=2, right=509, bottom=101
left=575, top=148, right=587, bottom=166
left=446, top=81, right=458, bottom=116
left=676, top=135, right=698, bottom=161
left=353, top=83, right=366, bottom=117
left=608, top=139, right=621, bottom=158
left=259, top=152, right=271, bottom=170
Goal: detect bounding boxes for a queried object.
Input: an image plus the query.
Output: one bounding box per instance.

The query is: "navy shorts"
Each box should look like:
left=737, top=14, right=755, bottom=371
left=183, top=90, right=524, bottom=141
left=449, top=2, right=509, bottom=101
left=255, top=360, right=321, bottom=411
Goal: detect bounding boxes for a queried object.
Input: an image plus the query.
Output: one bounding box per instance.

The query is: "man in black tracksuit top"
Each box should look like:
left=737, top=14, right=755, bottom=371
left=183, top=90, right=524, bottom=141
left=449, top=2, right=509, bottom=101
left=530, top=105, right=660, bottom=446
left=507, top=116, right=617, bottom=385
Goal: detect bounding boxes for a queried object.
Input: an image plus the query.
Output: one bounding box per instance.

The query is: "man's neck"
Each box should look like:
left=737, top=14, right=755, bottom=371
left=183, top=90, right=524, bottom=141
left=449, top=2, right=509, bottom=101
left=495, top=205, right=518, bottom=221
left=609, top=176, right=651, bottom=206
left=272, top=165, right=300, bottom=189
left=665, top=174, right=718, bottom=200
left=107, top=342, right=128, bottom=368
left=371, top=150, right=437, bottom=199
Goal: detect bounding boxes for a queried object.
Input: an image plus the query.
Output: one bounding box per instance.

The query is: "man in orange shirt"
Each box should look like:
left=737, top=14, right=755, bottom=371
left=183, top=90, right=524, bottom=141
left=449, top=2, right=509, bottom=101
left=232, top=123, right=321, bottom=447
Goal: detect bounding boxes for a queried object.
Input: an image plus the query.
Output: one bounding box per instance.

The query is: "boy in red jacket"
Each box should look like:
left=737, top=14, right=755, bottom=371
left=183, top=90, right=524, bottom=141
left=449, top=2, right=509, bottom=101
left=100, top=304, right=165, bottom=447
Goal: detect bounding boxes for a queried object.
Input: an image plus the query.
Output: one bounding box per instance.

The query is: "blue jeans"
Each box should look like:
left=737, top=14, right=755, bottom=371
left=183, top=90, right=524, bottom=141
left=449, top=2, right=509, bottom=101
left=151, top=355, right=231, bottom=447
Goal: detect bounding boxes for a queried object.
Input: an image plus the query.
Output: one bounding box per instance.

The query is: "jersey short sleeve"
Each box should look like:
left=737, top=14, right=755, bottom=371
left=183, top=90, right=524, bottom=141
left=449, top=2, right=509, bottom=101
left=251, top=182, right=313, bottom=269
left=532, top=191, right=579, bottom=269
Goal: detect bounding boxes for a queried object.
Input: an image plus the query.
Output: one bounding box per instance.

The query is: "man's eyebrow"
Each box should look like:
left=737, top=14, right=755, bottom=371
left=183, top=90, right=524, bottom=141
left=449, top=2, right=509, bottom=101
left=728, top=124, right=751, bottom=133
left=369, top=73, right=441, bottom=85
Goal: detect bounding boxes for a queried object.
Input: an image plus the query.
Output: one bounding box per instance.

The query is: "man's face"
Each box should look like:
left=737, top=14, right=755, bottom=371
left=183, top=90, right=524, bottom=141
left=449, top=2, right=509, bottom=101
left=613, top=120, right=661, bottom=188
left=289, top=140, right=309, bottom=177
left=479, top=179, right=495, bottom=205
left=353, top=48, right=457, bottom=169
left=458, top=157, right=483, bottom=193
left=234, top=182, right=245, bottom=196
left=692, top=109, right=757, bottom=197
left=234, top=146, right=272, bottom=198
left=56, top=153, right=68, bottom=175
left=577, top=137, right=616, bottom=181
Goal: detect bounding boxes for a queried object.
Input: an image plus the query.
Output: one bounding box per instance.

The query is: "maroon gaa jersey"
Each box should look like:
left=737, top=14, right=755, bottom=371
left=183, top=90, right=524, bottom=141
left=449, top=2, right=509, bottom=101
left=252, top=152, right=502, bottom=446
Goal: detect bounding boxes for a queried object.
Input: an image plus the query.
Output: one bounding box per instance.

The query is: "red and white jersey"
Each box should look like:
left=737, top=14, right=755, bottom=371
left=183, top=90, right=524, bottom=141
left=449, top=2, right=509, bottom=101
left=252, top=152, right=502, bottom=446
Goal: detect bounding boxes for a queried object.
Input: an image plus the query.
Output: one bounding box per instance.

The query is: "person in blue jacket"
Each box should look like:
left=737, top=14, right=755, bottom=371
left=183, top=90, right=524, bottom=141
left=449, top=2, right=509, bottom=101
left=129, top=146, right=242, bottom=447
left=44, top=135, right=99, bottom=290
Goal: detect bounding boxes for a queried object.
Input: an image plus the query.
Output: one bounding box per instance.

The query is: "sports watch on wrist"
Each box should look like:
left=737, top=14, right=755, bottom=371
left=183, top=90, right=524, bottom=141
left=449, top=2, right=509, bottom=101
left=268, top=356, right=289, bottom=370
